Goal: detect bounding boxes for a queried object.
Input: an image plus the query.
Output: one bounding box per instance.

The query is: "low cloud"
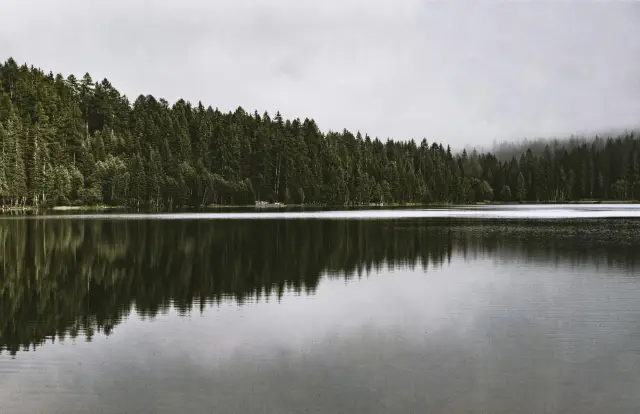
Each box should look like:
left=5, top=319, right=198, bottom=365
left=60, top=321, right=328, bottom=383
left=1, top=0, right=639, bottom=147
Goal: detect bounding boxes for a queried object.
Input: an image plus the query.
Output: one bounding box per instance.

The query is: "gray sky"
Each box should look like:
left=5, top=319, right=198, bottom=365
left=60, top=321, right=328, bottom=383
left=1, top=0, right=639, bottom=148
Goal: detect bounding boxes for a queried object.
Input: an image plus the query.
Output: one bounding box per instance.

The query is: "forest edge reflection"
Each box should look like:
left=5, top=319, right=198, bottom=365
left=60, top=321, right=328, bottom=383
left=1, top=218, right=639, bottom=356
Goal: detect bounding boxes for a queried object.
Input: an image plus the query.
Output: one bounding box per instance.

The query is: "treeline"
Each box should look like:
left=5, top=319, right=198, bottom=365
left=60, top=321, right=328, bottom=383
left=1, top=57, right=640, bottom=208
left=2, top=218, right=639, bottom=355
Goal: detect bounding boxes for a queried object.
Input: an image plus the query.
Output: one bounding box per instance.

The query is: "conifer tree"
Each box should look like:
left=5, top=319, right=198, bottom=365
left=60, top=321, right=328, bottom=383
left=516, top=172, right=527, bottom=202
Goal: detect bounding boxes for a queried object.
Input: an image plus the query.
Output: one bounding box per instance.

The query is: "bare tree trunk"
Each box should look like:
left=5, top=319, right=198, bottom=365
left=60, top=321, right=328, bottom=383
left=41, top=161, right=46, bottom=207
left=275, top=156, right=281, bottom=199
left=201, top=188, right=208, bottom=207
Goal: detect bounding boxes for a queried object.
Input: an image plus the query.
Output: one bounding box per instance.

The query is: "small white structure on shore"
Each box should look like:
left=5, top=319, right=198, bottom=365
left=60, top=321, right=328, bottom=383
left=255, top=201, right=285, bottom=208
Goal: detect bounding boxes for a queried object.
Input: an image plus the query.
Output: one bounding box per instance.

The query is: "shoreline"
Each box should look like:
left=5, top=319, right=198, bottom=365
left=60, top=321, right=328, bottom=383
left=1, top=200, right=640, bottom=215
left=51, top=205, right=127, bottom=211
left=0, top=205, right=126, bottom=213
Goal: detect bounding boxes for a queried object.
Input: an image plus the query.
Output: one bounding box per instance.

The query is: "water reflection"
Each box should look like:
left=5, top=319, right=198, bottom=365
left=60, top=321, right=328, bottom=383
left=1, top=218, right=639, bottom=355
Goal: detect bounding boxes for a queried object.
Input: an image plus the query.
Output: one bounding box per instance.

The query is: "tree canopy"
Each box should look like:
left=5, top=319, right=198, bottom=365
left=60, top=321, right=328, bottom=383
left=1, top=57, right=639, bottom=208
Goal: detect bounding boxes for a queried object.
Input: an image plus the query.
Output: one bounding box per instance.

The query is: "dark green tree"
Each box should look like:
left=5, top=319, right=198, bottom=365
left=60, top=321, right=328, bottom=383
left=516, top=172, right=527, bottom=202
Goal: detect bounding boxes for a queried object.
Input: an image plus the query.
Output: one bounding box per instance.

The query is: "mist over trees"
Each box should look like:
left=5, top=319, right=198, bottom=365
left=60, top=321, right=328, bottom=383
left=1, top=57, right=640, bottom=207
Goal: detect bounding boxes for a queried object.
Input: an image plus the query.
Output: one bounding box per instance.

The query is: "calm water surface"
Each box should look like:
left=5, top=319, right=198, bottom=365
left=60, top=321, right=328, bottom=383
left=1, top=206, right=640, bottom=413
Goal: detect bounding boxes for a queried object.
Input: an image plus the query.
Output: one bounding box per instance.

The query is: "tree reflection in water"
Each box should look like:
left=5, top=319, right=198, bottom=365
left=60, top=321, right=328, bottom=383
left=1, top=218, right=638, bottom=355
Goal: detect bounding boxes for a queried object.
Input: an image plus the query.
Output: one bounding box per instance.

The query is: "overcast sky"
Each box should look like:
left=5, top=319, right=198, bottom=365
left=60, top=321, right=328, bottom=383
left=1, top=0, right=639, bottom=148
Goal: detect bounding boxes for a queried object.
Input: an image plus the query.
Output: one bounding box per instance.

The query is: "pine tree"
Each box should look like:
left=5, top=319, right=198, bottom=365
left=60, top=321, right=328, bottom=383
left=5, top=115, right=27, bottom=205
left=516, top=172, right=527, bottom=202
left=500, top=185, right=512, bottom=201
left=0, top=123, right=8, bottom=202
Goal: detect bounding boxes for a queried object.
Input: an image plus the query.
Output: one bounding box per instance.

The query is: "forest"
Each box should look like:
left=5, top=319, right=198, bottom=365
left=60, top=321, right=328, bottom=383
left=1, top=57, right=640, bottom=208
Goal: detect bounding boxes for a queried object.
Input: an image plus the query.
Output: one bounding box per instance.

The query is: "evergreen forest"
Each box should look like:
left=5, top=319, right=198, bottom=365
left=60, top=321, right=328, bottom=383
left=1, top=58, right=639, bottom=209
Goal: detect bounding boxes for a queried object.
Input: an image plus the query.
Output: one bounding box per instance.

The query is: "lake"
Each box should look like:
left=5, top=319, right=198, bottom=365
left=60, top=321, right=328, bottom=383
left=1, top=205, right=640, bottom=413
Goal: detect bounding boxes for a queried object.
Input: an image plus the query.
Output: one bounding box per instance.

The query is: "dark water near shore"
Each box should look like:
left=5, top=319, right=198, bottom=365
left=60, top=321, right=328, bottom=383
left=1, top=208, right=640, bottom=413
